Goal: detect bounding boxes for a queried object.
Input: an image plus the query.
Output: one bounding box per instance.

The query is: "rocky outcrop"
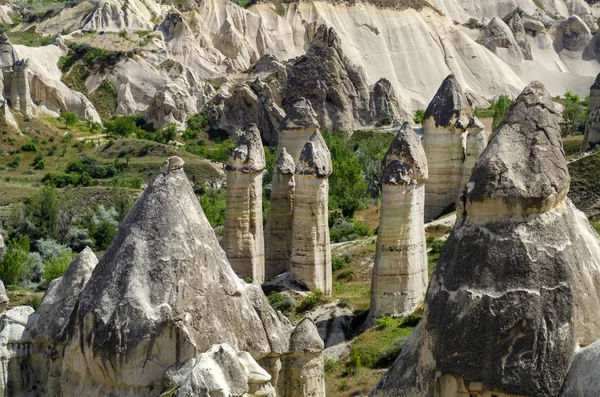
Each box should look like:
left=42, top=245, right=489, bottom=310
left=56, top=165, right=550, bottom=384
left=290, top=132, right=333, bottom=295
left=370, top=82, right=600, bottom=397
left=145, top=83, right=197, bottom=129
left=208, top=84, right=282, bottom=146
left=559, top=339, right=600, bottom=397
left=28, top=247, right=98, bottom=345
left=223, top=125, right=266, bottom=283
left=422, top=75, right=488, bottom=221
left=370, top=123, right=428, bottom=318
left=0, top=33, right=15, bottom=67
left=507, top=13, right=533, bottom=60
left=0, top=281, right=7, bottom=313
left=556, top=15, right=592, bottom=52
left=582, top=73, right=600, bottom=151
left=281, top=318, right=326, bottom=397
left=0, top=306, right=35, bottom=395
left=264, top=148, right=295, bottom=281
left=369, top=78, right=403, bottom=126
left=278, top=98, right=320, bottom=163
left=479, top=17, right=526, bottom=65
left=10, top=59, right=32, bottom=119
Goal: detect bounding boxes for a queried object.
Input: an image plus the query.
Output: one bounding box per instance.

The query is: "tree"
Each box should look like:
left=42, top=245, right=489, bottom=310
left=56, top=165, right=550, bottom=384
left=105, top=116, right=140, bottom=138
left=59, top=111, right=79, bottom=129
left=413, top=109, right=425, bottom=125
left=0, top=237, right=30, bottom=285
left=43, top=251, right=72, bottom=285
left=26, top=185, right=60, bottom=239
left=561, top=91, right=587, bottom=136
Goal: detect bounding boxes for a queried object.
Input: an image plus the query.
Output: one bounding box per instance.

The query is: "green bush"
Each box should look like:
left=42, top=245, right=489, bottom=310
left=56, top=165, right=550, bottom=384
left=267, top=291, right=295, bottom=315
left=336, top=269, right=354, bottom=283
left=375, top=315, right=395, bottom=330
left=59, top=111, right=79, bottom=129
left=330, top=218, right=372, bottom=243
left=295, top=289, right=327, bottom=314
left=8, top=155, right=21, bottom=169
left=24, top=295, right=43, bottom=310
left=426, top=236, right=445, bottom=255
left=0, top=237, right=30, bottom=285
left=332, top=256, right=348, bottom=271
left=43, top=251, right=72, bottom=284
left=32, top=154, right=46, bottom=170
left=492, top=95, right=513, bottom=130
left=21, top=141, right=38, bottom=152
left=199, top=189, right=227, bottom=227
left=413, top=109, right=425, bottom=124
left=375, top=115, right=393, bottom=127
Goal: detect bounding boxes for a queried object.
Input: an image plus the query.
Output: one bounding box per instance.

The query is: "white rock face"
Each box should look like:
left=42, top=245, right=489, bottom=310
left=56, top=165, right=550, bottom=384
left=290, top=132, right=333, bottom=295
left=582, top=73, right=600, bottom=151
left=371, top=123, right=429, bottom=318
left=264, top=148, right=295, bottom=280
left=223, top=125, right=266, bottom=283
left=422, top=75, right=488, bottom=221
left=0, top=306, right=35, bottom=395
left=0, top=282, right=8, bottom=314
left=145, top=83, right=197, bottom=128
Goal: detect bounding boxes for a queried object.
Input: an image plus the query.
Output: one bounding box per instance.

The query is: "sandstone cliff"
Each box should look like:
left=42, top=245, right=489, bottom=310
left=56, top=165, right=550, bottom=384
left=371, top=123, right=429, bottom=318
left=371, top=81, right=600, bottom=397
left=291, top=132, right=333, bottom=295
left=223, top=124, right=266, bottom=283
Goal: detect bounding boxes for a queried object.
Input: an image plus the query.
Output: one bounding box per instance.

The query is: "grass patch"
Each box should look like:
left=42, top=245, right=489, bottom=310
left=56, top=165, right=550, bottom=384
left=562, top=136, right=584, bottom=158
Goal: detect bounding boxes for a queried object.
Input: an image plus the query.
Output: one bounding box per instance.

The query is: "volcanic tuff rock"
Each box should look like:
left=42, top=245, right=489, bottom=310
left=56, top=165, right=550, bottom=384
left=507, top=13, right=533, bottom=60
left=582, top=73, right=600, bottom=151
left=278, top=98, right=321, bottom=163
left=371, top=123, right=428, bottom=318
left=145, top=82, right=197, bottom=128
left=223, top=125, right=266, bottom=283
left=559, top=339, right=600, bottom=397
left=422, top=75, right=488, bottom=221
left=0, top=281, right=7, bottom=313
left=479, top=17, right=526, bottom=65
left=369, top=78, right=403, bottom=124
left=264, top=148, right=295, bottom=280
left=556, top=15, right=593, bottom=52
left=370, top=82, right=600, bottom=397
left=291, top=132, right=333, bottom=295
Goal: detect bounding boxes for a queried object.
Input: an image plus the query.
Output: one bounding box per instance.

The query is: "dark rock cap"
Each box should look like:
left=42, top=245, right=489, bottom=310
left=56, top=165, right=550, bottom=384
left=276, top=147, right=295, bottom=175
left=381, top=123, right=428, bottom=185
left=297, top=132, right=332, bottom=177
left=463, top=81, right=568, bottom=217
left=227, top=124, right=266, bottom=172
left=280, top=98, right=320, bottom=132
left=423, top=75, right=472, bottom=128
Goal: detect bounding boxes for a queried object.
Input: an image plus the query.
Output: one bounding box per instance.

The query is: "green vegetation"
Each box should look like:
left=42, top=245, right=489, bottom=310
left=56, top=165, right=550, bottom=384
left=563, top=136, right=585, bottom=157
left=295, top=289, right=328, bottom=314
left=474, top=95, right=513, bottom=131
left=267, top=291, right=295, bottom=315
left=59, top=111, right=80, bottom=129
left=89, top=79, right=118, bottom=119
left=426, top=235, right=445, bottom=276
left=464, top=17, right=485, bottom=29
left=413, top=109, right=425, bottom=124
left=569, top=151, right=600, bottom=220
left=43, top=251, right=72, bottom=284
left=555, top=91, right=588, bottom=136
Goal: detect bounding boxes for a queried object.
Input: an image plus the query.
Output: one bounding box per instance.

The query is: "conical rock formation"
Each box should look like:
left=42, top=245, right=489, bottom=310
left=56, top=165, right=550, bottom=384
left=582, top=73, right=600, bottom=151
left=264, top=148, right=295, bottom=280
left=371, top=123, right=428, bottom=317
left=371, top=82, right=600, bottom=397
left=223, top=124, right=266, bottom=283
left=291, top=132, right=333, bottom=295
left=59, top=156, right=293, bottom=395
left=422, top=75, right=488, bottom=221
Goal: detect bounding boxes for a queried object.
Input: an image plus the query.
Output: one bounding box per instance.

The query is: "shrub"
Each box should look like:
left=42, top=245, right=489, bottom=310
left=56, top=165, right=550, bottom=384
left=267, top=291, right=295, bottom=315
left=375, top=115, right=393, bottom=127
left=35, top=239, right=71, bottom=261
left=330, top=218, right=372, bottom=243
left=492, top=95, right=513, bottom=130
left=336, top=269, right=354, bottom=283
left=0, top=237, right=30, bottom=285
left=413, top=109, right=426, bottom=124
left=375, top=315, right=395, bottom=330
left=332, top=256, right=347, bottom=271
left=24, top=295, right=43, bottom=310
left=43, top=251, right=72, bottom=284
left=118, top=29, right=128, bottom=38
left=21, top=141, right=37, bottom=152
left=65, top=227, right=94, bottom=251
left=8, top=155, right=21, bottom=169
left=26, top=185, right=60, bottom=239
left=32, top=154, right=46, bottom=170
left=199, top=189, right=227, bottom=227
left=59, top=111, right=79, bottom=129
left=426, top=236, right=445, bottom=255
left=324, top=358, right=341, bottom=373
left=295, top=289, right=327, bottom=314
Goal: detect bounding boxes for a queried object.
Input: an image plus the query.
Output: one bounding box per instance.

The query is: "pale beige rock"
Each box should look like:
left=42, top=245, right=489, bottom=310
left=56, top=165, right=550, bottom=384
left=371, top=123, right=429, bottom=318
left=423, top=75, right=488, bottom=221
left=145, top=83, right=197, bottom=128
left=281, top=318, right=326, bottom=397
left=223, top=124, right=266, bottom=283
left=290, top=132, right=332, bottom=295
left=278, top=98, right=320, bottom=163
left=582, top=73, right=600, bottom=151
left=9, top=59, right=32, bottom=119
left=264, top=148, right=295, bottom=280
left=0, top=281, right=8, bottom=314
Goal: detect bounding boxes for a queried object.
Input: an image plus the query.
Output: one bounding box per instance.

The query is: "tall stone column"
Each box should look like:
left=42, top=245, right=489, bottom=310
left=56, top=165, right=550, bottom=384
left=264, top=148, right=295, bottom=280
left=423, top=75, right=488, bottom=221
left=10, top=59, right=32, bottom=119
left=223, top=124, right=266, bottom=283
left=370, top=123, right=429, bottom=318
left=290, top=132, right=332, bottom=295
left=278, top=98, right=320, bottom=163
left=582, top=73, right=600, bottom=151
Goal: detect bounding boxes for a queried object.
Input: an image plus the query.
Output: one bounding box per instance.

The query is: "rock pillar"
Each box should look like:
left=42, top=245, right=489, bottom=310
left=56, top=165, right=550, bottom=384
left=10, top=59, right=31, bottom=119
left=278, top=98, right=320, bottom=163
left=370, top=123, right=429, bottom=318
left=223, top=124, right=266, bottom=283
left=290, top=132, right=332, bottom=295
left=264, top=148, right=295, bottom=280
left=423, top=75, right=488, bottom=221
left=582, top=73, right=600, bottom=151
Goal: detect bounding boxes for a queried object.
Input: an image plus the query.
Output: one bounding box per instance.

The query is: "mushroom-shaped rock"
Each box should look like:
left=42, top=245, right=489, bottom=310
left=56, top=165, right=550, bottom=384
left=223, top=124, right=266, bottom=283
left=278, top=98, right=320, bottom=163
left=557, top=15, right=592, bottom=52
left=28, top=247, right=98, bottom=345
left=59, top=160, right=293, bottom=395
left=370, top=81, right=600, bottom=397
left=371, top=124, right=429, bottom=317
left=291, top=132, right=332, bottom=294
left=264, top=148, right=296, bottom=280
left=422, top=75, right=488, bottom=221
left=282, top=318, right=325, bottom=397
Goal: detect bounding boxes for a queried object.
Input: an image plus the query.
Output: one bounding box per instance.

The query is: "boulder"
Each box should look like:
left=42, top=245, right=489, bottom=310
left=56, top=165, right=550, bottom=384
left=370, top=81, right=600, bottom=397
left=581, top=73, right=600, bottom=151
left=422, top=75, right=488, bottom=221
left=264, top=148, right=295, bottom=280
left=556, top=15, right=592, bottom=52
left=559, top=339, right=600, bottom=397
left=479, top=17, right=526, bottom=65
left=371, top=123, right=429, bottom=318
left=291, top=132, right=333, bottom=295
left=523, top=18, right=545, bottom=34
left=223, top=125, right=266, bottom=283
left=145, top=83, right=197, bottom=129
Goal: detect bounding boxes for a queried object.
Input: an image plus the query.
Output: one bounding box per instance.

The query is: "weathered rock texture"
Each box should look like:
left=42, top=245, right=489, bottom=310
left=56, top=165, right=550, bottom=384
left=479, top=17, right=526, bottom=65
left=0, top=34, right=32, bottom=119
left=556, top=15, right=592, bottom=52
left=278, top=98, right=320, bottom=163
left=370, top=123, right=429, bottom=318
left=582, top=73, right=600, bottom=151
left=291, top=132, right=333, bottom=295
left=422, top=75, right=488, bottom=221
left=370, top=81, right=600, bottom=397
left=264, top=148, right=295, bottom=280
left=559, top=339, right=600, bottom=397
left=145, top=82, right=197, bottom=128
left=223, top=124, right=266, bottom=283
left=507, top=13, right=533, bottom=60
left=0, top=281, right=7, bottom=314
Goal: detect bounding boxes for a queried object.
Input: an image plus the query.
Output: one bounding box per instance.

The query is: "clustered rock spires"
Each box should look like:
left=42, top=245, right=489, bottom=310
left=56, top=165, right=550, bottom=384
left=370, top=81, right=600, bottom=397
left=370, top=123, right=429, bottom=318
left=0, top=157, right=326, bottom=396
left=223, top=124, right=266, bottom=283
left=0, top=33, right=32, bottom=123
left=422, top=74, right=489, bottom=222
